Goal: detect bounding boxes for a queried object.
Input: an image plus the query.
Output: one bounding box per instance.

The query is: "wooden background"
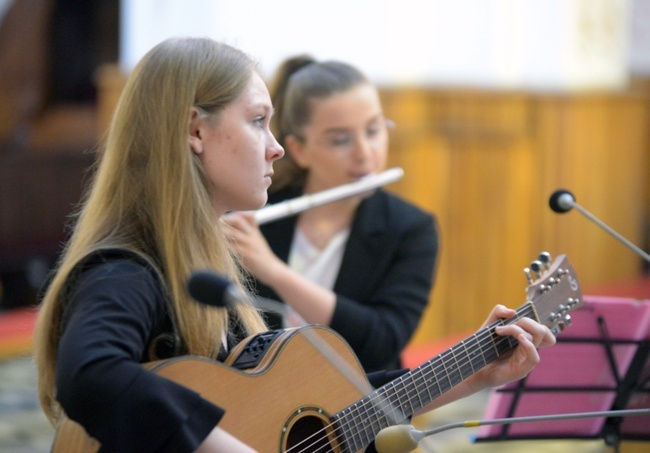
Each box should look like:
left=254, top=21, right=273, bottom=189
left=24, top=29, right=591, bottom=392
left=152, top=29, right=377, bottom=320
left=96, top=69, right=650, bottom=346
left=380, top=87, right=650, bottom=344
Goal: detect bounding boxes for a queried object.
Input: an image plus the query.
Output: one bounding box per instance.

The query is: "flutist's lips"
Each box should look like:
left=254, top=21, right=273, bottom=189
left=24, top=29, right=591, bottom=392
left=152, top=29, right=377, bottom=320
left=350, top=172, right=374, bottom=181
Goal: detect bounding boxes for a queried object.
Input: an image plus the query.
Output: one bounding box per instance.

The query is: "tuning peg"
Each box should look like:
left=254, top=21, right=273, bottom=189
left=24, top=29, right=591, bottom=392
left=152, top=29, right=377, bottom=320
left=539, top=252, right=552, bottom=270
left=530, top=260, right=544, bottom=278
left=563, top=313, right=572, bottom=327
left=524, top=267, right=534, bottom=284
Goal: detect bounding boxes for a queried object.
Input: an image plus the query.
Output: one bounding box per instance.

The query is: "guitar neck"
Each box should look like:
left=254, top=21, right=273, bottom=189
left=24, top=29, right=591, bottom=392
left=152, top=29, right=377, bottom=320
left=332, top=303, right=537, bottom=451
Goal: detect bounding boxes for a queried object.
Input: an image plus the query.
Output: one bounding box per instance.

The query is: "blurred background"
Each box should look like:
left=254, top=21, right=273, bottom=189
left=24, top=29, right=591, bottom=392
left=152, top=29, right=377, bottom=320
left=0, top=0, right=648, bottom=452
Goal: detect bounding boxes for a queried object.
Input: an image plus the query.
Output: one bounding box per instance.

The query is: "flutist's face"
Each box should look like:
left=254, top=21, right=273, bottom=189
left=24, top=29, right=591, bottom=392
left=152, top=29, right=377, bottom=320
left=288, top=83, right=389, bottom=193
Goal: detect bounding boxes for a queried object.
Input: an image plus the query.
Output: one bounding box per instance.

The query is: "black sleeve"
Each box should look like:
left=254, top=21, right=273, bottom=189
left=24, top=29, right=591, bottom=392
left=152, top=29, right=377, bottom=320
left=330, top=211, right=438, bottom=372
left=55, top=258, right=224, bottom=453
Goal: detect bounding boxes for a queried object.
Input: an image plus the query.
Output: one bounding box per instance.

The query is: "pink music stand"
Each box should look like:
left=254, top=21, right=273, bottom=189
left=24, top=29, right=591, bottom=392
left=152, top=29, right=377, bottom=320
left=475, top=296, right=650, bottom=447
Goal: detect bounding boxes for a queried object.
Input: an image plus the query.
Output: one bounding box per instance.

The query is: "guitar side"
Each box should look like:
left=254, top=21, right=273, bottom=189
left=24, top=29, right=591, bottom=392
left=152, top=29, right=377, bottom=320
left=52, top=325, right=373, bottom=453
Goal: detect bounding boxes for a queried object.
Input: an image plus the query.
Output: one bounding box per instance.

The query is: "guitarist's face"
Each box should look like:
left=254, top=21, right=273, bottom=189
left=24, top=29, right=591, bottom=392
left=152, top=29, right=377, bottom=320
left=190, top=72, right=285, bottom=216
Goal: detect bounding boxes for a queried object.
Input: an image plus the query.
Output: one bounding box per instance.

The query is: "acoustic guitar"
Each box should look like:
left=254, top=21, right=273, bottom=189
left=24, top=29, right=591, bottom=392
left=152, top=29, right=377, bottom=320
left=52, top=252, right=582, bottom=452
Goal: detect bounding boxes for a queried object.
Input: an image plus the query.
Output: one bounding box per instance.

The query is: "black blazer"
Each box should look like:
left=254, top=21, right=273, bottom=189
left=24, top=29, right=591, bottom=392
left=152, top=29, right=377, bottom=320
left=254, top=188, right=439, bottom=373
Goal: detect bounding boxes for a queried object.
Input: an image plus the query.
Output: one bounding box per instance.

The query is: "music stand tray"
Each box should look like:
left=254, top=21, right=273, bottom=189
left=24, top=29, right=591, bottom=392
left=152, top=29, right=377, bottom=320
left=475, top=296, right=650, bottom=446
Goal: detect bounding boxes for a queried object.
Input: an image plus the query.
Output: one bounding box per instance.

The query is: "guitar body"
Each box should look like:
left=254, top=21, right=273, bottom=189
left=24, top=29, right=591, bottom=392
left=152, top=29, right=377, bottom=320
left=52, top=325, right=373, bottom=452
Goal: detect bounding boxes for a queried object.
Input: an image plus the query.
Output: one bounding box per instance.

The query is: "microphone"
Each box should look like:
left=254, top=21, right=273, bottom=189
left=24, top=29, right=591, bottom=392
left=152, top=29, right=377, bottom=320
left=186, top=270, right=305, bottom=324
left=375, top=408, right=650, bottom=453
left=186, top=270, right=243, bottom=308
left=548, top=189, right=650, bottom=264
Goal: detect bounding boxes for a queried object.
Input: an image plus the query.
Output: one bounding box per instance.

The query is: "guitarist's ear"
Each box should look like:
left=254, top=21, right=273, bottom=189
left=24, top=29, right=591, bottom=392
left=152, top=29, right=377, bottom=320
left=189, top=107, right=205, bottom=155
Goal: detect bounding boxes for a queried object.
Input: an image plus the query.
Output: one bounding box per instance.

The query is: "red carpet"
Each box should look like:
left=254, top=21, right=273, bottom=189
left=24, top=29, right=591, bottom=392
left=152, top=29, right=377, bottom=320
left=583, top=275, right=650, bottom=299
left=401, top=331, right=473, bottom=369
left=0, top=307, right=38, bottom=359
left=1, top=275, right=648, bottom=361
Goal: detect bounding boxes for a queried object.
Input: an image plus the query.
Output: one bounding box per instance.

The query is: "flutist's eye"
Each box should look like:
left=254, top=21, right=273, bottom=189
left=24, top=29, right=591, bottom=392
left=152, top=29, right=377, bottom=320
left=329, top=133, right=353, bottom=147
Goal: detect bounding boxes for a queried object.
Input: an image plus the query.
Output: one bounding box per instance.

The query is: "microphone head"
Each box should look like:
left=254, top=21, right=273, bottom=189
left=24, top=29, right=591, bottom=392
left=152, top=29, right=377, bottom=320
left=186, top=270, right=230, bottom=308
left=375, top=425, right=419, bottom=453
left=549, top=189, right=576, bottom=214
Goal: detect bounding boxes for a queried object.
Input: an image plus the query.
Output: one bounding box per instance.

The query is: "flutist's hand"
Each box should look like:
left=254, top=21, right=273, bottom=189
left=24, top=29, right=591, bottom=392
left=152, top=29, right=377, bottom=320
left=222, top=211, right=337, bottom=325
left=223, top=212, right=285, bottom=285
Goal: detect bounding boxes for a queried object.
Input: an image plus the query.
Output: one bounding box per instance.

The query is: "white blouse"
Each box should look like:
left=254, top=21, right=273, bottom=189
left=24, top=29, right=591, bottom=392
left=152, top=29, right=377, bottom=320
left=288, top=227, right=351, bottom=290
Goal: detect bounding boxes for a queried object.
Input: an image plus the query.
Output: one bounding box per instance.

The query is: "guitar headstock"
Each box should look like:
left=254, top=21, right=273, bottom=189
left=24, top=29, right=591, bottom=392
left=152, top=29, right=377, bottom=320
left=524, top=252, right=583, bottom=336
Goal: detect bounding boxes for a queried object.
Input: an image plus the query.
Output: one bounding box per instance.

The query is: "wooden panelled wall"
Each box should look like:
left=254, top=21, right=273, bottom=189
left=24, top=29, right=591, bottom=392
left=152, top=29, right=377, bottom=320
left=97, top=67, right=650, bottom=345
left=379, top=88, right=650, bottom=346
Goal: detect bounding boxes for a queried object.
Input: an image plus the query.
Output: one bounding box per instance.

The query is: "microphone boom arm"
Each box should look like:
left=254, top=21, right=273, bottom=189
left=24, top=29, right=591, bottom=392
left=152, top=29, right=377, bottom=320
left=570, top=203, right=650, bottom=265
left=375, top=408, right=650, bottom=453
left=417, top=408, right=650, bottom=439
left=549, top=189, right=650, bottom=265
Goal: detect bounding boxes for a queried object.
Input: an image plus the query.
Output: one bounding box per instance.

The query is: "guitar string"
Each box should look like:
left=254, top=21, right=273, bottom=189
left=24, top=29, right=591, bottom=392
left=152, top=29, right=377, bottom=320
left=287, top=306, right=537, bottom=453
left=288, top=320, right=521, bottom=453
left=343, top=314, right=525, bottom=451
left=336, top=310, right=529, bottom=452
left=288, top=264, right=572, bottom=451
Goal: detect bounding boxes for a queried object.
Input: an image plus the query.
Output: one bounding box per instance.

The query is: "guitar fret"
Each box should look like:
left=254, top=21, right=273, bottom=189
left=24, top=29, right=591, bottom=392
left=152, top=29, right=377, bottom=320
left=363, top=397, right=383, bottom=446
left=426, top=360, right=443, bottom=399
left=467, top=333, right=487, bottom=370
left=413, top=369, right=433, bottom=408
left=368, top=404, right=383, bottom=439
left=489, top=324, right=502, bottom=360
left=449, top=346, right=462, bottom=381
left=441, top=349, right=462, bottom=388
left=348, top=403, right=367, bottom=451
left=432, top=358, right=451, bottom=394
left=409, top=361, right=438, bottom=412
left=461, top=340, right=475, bottom=374
left=333, top=386, right=406, bottom=452
left=402, top=375, right=420, bottom=414
left=383, top=382, right=406, bottom=421
left=374, top=387, right=396, bottom=425
left=416, top=366, right=434, bottom=403
left=343, top=403, right=361, bottom=450
left=350, top=400, right=367, bottom=448
left=394, top=379, right=410, bottom=414
left=451, top=342, right=472, bottom=381
left=505, top=334, right=519, bottom=351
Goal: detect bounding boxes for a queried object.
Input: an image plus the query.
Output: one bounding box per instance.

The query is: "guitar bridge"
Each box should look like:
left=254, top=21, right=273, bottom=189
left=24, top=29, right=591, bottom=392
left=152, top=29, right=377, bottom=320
left=231, top=330, right=284, bottom=370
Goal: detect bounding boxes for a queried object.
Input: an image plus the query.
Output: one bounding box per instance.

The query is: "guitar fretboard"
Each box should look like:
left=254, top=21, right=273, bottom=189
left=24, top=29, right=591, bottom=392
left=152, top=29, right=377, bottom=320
left=332, top=304, right=536, bottom=451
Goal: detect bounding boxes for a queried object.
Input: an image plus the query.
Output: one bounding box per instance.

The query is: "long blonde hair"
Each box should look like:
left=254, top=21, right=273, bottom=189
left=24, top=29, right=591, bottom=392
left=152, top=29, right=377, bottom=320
left=34, top=37, right=267, bottom=424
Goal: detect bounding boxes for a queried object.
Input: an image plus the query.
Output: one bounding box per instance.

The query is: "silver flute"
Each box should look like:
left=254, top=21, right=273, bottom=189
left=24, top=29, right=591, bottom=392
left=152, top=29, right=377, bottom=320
left=254, top=167, right=404, bottom=225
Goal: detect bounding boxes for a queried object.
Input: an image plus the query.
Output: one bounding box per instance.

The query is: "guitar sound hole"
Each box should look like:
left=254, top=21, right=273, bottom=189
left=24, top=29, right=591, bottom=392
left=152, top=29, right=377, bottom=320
left=285, top=413, right=339, bottom=452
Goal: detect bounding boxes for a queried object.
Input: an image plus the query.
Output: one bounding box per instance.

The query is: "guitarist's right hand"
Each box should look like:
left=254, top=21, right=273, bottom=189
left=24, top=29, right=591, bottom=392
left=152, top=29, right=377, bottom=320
left=195, top=426, right=259, bottom=453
